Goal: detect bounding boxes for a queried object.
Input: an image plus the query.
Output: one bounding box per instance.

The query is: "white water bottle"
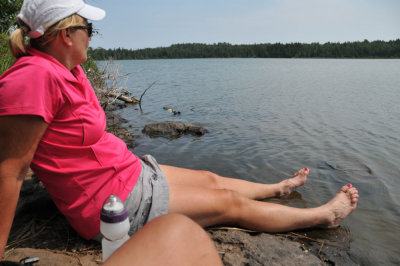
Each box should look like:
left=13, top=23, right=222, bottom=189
left=100, top=195, right=130, bottom=261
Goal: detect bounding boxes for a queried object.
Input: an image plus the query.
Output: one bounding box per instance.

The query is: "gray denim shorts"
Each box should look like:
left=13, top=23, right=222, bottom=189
left=125, top=154, right=170, bottom=235
left=93, top=154, right=170, bottom=241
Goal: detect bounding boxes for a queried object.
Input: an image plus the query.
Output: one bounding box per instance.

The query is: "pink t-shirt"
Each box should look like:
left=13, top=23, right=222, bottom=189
left=0, top=48, right=142, bottom=239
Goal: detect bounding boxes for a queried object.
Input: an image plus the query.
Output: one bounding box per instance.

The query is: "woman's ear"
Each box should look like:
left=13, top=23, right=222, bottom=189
left=60, top=28, right=73, bottom=47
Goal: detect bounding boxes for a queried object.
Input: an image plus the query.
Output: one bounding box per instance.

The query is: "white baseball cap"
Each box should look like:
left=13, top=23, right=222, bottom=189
left=17, top=0, right=106, bottom=38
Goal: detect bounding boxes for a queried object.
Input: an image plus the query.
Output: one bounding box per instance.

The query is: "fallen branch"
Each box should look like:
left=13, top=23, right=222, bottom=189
left=107, top=91, right=139, bottom=104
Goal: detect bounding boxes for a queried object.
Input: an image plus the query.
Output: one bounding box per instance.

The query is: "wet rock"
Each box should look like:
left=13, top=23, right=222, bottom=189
left=142, top=121, right=209, bottom=138
left=105, top=111, right=138, bottom=149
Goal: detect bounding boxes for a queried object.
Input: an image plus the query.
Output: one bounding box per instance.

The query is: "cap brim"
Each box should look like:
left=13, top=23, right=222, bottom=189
left=77, top=4, right=106, bottom=21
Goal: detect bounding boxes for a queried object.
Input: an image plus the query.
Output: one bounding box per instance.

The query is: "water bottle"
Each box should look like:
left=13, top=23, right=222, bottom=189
left=100, top=195, right=130, bottom=261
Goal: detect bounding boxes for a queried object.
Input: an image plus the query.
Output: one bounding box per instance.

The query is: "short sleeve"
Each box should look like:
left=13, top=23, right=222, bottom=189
left=0, top=60, right=62, bottom=124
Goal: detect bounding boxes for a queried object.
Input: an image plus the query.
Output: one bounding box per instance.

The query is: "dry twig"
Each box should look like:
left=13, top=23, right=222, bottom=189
left=208, top=226, right=259, bottom=233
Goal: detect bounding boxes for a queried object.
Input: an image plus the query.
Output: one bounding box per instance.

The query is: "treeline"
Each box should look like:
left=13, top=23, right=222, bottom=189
left=89, top=40, right=400, bottom=60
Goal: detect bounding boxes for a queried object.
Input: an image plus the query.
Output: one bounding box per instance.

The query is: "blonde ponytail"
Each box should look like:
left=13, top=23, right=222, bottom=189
left=8, top=26, right=28, bottom=59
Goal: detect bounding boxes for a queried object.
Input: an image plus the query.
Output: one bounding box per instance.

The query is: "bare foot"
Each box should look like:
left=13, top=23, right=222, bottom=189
left=279, top=168, right=309, bottom=197
left=324, top=184, right=359, bottom=228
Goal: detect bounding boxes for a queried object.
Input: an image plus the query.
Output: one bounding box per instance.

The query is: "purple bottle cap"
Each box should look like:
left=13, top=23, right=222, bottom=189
left=100, top=195, right=128, bottom=223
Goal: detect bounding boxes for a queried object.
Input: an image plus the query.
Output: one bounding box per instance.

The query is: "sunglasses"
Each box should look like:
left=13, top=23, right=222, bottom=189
left=71, top=22, right=93, bottom=38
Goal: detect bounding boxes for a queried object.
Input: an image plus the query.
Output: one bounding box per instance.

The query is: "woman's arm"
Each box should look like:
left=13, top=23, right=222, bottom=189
left=0, top=115, right=48, bottom=259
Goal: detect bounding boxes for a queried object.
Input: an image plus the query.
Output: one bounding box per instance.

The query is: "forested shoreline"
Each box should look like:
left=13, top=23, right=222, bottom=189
left=89, top=40, right=400, bottom=60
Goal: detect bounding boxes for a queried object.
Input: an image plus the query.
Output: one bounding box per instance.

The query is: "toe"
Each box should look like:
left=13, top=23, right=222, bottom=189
left=295, top=168, right=309, bottom=176
left=351, top=197, right=359, bottom=204
left=350, top=190, right=359, bottom=202
left=341, top=185, right=350, bottom=193
left=349, top=187, right=358, bottom=195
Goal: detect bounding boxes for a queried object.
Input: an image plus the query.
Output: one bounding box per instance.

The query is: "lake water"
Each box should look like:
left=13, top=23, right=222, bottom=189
left=97, top=58, right=400, bottom=265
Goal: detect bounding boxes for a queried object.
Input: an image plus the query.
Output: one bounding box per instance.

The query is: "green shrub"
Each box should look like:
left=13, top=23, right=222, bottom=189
left=0, top=32, right=15, bottom=75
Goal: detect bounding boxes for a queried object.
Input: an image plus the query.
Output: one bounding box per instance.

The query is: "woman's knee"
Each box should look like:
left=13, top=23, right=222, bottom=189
left=216, top=189, right=247, bottom=221
left=153, top=213, right=197, bottom=229
left=198, top=170, right=222, bottom=189
left=152, top=214, right=207, bottom=238
left=151, top=214, right=217, bottom=252
left=104, top=214, right=221, bottom=265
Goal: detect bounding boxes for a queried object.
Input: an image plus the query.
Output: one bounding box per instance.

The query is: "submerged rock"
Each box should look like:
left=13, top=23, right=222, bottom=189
left=142, top=121, right=209, bottom=138
left=163, top=106, right=181, bottom=115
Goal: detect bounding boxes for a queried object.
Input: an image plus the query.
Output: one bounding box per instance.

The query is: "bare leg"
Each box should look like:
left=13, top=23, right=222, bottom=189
left=160, top=165, right=309, bottom=199
left=103, top=214, right=222, bottom=266
left=168, top=182, right=359, bottom=232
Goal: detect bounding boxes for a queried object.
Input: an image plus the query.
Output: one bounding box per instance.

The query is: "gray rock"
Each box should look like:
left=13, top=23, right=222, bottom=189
left=208, top=229, right=326, bottom=266
left=142, top=121, right=209, bottom=138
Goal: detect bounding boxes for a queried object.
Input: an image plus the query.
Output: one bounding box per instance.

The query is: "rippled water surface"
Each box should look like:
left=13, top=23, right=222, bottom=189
left=97, top=58, right=400, bottom=265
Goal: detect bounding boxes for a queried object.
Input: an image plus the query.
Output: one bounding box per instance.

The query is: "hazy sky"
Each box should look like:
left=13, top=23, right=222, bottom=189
left=88, top=0, right=399, bottom=50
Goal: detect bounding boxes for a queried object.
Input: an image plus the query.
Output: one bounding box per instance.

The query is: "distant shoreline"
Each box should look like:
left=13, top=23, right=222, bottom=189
left=88, top=39, right=400, bottom=60
left=93, top=57, right=400, bottom=61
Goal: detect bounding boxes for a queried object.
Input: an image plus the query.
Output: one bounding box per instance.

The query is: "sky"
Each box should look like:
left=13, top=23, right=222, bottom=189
left=87, top=0, right=400, bottom=50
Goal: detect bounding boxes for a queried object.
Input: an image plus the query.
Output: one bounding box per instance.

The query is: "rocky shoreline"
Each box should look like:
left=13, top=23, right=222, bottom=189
left=4, top=96, right=357, bottom=265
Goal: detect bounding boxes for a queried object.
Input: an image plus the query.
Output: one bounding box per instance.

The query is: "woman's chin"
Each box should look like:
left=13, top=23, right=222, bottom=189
left=81, top=55, right=88, bottom=64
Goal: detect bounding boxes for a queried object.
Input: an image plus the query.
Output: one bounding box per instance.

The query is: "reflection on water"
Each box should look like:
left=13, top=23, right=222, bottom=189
left=97, top=58, right=400, bottom=265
